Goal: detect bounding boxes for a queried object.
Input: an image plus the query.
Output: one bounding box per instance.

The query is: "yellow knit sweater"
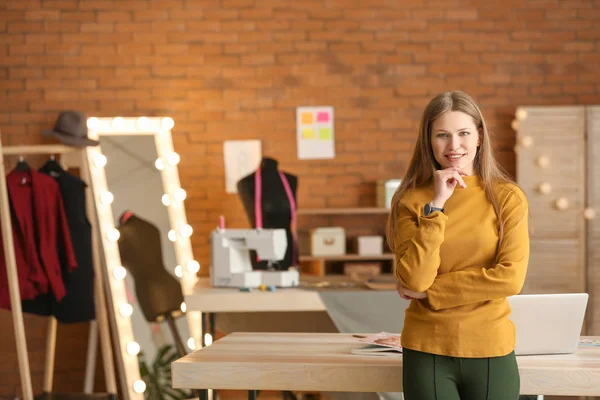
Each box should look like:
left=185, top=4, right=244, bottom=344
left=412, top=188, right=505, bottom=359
left=394, top=175, right=529, bottom=358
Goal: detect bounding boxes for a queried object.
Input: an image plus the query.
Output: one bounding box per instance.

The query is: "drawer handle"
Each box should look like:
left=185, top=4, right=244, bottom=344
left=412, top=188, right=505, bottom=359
left=584, top=208, right=596, bottom=220
left=323, top=238, right=335, bottom=246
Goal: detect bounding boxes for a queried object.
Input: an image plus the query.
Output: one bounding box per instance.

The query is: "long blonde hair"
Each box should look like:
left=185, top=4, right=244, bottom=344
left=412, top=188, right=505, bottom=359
left=386, top=90, right=515, bottom=251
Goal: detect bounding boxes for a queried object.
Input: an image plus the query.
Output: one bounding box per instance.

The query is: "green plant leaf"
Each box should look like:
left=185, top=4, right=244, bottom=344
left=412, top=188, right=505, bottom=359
left=164, top=386, right=189, bottom=400
left=139, top=344, right=189, bottom=400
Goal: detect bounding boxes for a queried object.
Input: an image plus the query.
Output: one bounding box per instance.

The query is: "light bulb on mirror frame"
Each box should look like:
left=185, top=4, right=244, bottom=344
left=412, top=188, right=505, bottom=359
left=161, top=117, right=175, bottom=130
left=187, top=337, right=197, bottom=350
left=127, top=341, right=141, bottom=356
left=180, top=302, right=186, bottom=313
left=100, top=191, right=114, bottom=205
left=113, top=266, right=127, bottom=280
left=87, top=117, right=100, bottom=130
left=168, top=229, right=177, bottom=242
left=204, top=333, right=213, bottom=346
left=180, top=224, right=193, bottom=238
left=112, top=117, right=125, bottom=130
left=155, top=158, right=165, bottom=171
left=187, top=260, right=200, bottom=274
left=93, top=154, right=107, bottom=168
left=133, top=380, right=146, bottom=394
left=106, top=228, right=120, bottom=242
left=174, top=188, right=186, bottom=201
left=161, top=194, right=171, bottom=206
left=136, top=116, right=150, bottom=130
left=120, top=303, right=133, bottom=317
left=174, top=265, right=183, bottom=277
left=166, top=152, right=180, bottom=166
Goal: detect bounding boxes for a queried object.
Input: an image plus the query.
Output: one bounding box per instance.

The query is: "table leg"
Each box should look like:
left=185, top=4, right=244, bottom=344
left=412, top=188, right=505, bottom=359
left=202, top=312, right=217, bottom=347
left=282, top=391, right=297, bottom=400
left=208, top=312, right=216, bottom=400
left=202, top=313, right=207, bottom=347
left=248, top=390, right=258, bottom=400
left=210, top=312, right=216, bottom=341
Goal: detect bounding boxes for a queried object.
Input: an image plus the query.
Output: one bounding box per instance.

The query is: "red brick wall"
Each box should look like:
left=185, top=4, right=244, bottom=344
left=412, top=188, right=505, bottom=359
left=1, top=0, right=600, bottom=396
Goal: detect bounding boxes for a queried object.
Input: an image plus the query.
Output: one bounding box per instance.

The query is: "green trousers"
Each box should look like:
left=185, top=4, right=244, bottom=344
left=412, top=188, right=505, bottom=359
left=402, top=348, right=520, bottom=400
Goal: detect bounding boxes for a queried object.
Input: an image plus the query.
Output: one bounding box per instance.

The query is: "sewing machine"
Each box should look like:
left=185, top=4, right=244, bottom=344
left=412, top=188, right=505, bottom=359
left=210, top=228, right=299, bottom=288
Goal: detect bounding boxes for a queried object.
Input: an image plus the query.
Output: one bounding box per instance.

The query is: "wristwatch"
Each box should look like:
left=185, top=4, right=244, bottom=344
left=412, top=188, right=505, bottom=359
left=423, top=203, right=445, bottom=216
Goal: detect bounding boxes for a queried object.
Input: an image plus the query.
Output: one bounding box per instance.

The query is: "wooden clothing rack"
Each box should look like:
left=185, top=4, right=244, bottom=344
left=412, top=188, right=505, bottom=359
left=0, top=135, right=117, bottom=400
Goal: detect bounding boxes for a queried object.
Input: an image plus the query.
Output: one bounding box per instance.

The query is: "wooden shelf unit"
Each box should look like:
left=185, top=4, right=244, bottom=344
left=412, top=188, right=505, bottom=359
left=297, top=207, right=389, bottom=215
left=298, top=207, right=393, bottom=277
left=299, top=254, right=394, bottom=262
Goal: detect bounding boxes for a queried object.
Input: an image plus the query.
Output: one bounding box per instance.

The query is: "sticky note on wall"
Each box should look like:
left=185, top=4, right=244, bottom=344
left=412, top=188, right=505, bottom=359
left=319, top=127, right=332, bottom=140
left=316, top=111, right=330, bottom=123
left=301, top=112, right=313, bottom=124
left=302, top=128, right=315, bottom=139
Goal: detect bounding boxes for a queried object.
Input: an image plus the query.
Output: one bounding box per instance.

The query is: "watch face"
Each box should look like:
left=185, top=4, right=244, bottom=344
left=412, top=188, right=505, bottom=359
left=424, top=203, right=432, bottom=216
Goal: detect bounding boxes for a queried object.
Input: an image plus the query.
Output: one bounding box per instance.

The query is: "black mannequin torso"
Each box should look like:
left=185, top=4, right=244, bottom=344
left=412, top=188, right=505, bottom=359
left=237, top=157, right=298, bottom=270
left=117, top=212, right=184, bottom=322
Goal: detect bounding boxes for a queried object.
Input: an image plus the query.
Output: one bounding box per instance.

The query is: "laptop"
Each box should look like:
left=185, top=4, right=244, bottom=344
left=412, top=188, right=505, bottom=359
left=508, top=293, right=589, bottom=355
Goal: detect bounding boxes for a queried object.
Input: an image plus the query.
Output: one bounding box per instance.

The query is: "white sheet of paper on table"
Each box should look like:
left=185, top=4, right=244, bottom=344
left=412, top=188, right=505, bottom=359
left=579, top=339, right=600, bottom=346
left=223, top=140, right=262, bottom=194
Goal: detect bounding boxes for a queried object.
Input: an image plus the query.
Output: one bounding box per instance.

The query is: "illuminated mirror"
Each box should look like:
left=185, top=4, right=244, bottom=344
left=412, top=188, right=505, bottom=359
left=85, top=117, right=201, bottom=400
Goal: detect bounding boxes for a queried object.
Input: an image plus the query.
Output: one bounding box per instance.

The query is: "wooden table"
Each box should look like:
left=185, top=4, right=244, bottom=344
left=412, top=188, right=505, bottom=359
left=184, top=279, right=327, bottom=313
left=185, top=277, right=395, bottom=346
left=184, top=276, right=385, bottom=313
left=172, top=333, right=600, bottom=397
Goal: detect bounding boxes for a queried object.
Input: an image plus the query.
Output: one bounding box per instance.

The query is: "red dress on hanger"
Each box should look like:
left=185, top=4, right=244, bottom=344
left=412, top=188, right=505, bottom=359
left=0, top=168, right=77, bottom=309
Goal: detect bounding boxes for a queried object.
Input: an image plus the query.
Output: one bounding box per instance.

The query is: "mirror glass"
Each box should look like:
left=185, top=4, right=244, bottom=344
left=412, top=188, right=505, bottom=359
left=99, top=134, right=190, bottom=364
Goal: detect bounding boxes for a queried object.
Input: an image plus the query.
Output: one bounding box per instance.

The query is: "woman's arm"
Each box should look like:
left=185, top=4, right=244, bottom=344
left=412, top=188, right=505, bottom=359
left=426, top=189, right=529, bottom=310
left=393, top=201, right=448, bottom=292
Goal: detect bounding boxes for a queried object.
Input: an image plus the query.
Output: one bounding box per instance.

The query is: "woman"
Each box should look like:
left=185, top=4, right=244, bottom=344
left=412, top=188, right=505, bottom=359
left=386, top=91, right=529, bottom=399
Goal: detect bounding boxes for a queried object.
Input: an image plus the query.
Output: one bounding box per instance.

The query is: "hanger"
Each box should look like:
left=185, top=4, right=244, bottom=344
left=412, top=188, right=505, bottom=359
left=13, top=156, right=31, bottom=185
left=15, top=155, right=30, bottom=172
left=41, top=154, right=64, bottom=177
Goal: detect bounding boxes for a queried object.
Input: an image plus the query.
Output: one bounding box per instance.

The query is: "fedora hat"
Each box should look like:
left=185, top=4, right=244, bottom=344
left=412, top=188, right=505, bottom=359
left=43, top=110, right=99, bottom=147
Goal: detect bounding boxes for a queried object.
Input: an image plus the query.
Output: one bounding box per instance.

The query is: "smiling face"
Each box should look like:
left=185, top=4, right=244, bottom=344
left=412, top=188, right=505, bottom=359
left=430, top=111, right=481, bottom=176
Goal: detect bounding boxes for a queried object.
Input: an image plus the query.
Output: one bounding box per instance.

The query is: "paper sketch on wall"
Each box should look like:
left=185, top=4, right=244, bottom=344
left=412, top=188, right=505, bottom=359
left=296, top=106, right=335, bottom=160
left=223, top=140, right=262, bottom=194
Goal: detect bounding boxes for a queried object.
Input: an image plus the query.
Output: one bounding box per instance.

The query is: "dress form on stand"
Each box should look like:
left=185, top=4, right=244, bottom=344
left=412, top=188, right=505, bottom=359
left=237, top=157, right=298, bottom=270
left=117, top=211, right=186, bottom=358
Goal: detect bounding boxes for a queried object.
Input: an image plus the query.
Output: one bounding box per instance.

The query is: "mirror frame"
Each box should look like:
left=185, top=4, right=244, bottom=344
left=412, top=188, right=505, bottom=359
left=84, top=116, right=201, bottom=400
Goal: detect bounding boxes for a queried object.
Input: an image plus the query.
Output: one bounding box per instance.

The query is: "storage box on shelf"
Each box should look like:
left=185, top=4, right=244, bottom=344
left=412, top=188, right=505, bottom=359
left=376, top=179, right=402, bottom=208
left=297, top=207, right=394, bottom=277
left=310, top=227, right=346, bottom=257
left=357, top=235, right=384, bottom=255
left=343, top=262, right=382, bottom=281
